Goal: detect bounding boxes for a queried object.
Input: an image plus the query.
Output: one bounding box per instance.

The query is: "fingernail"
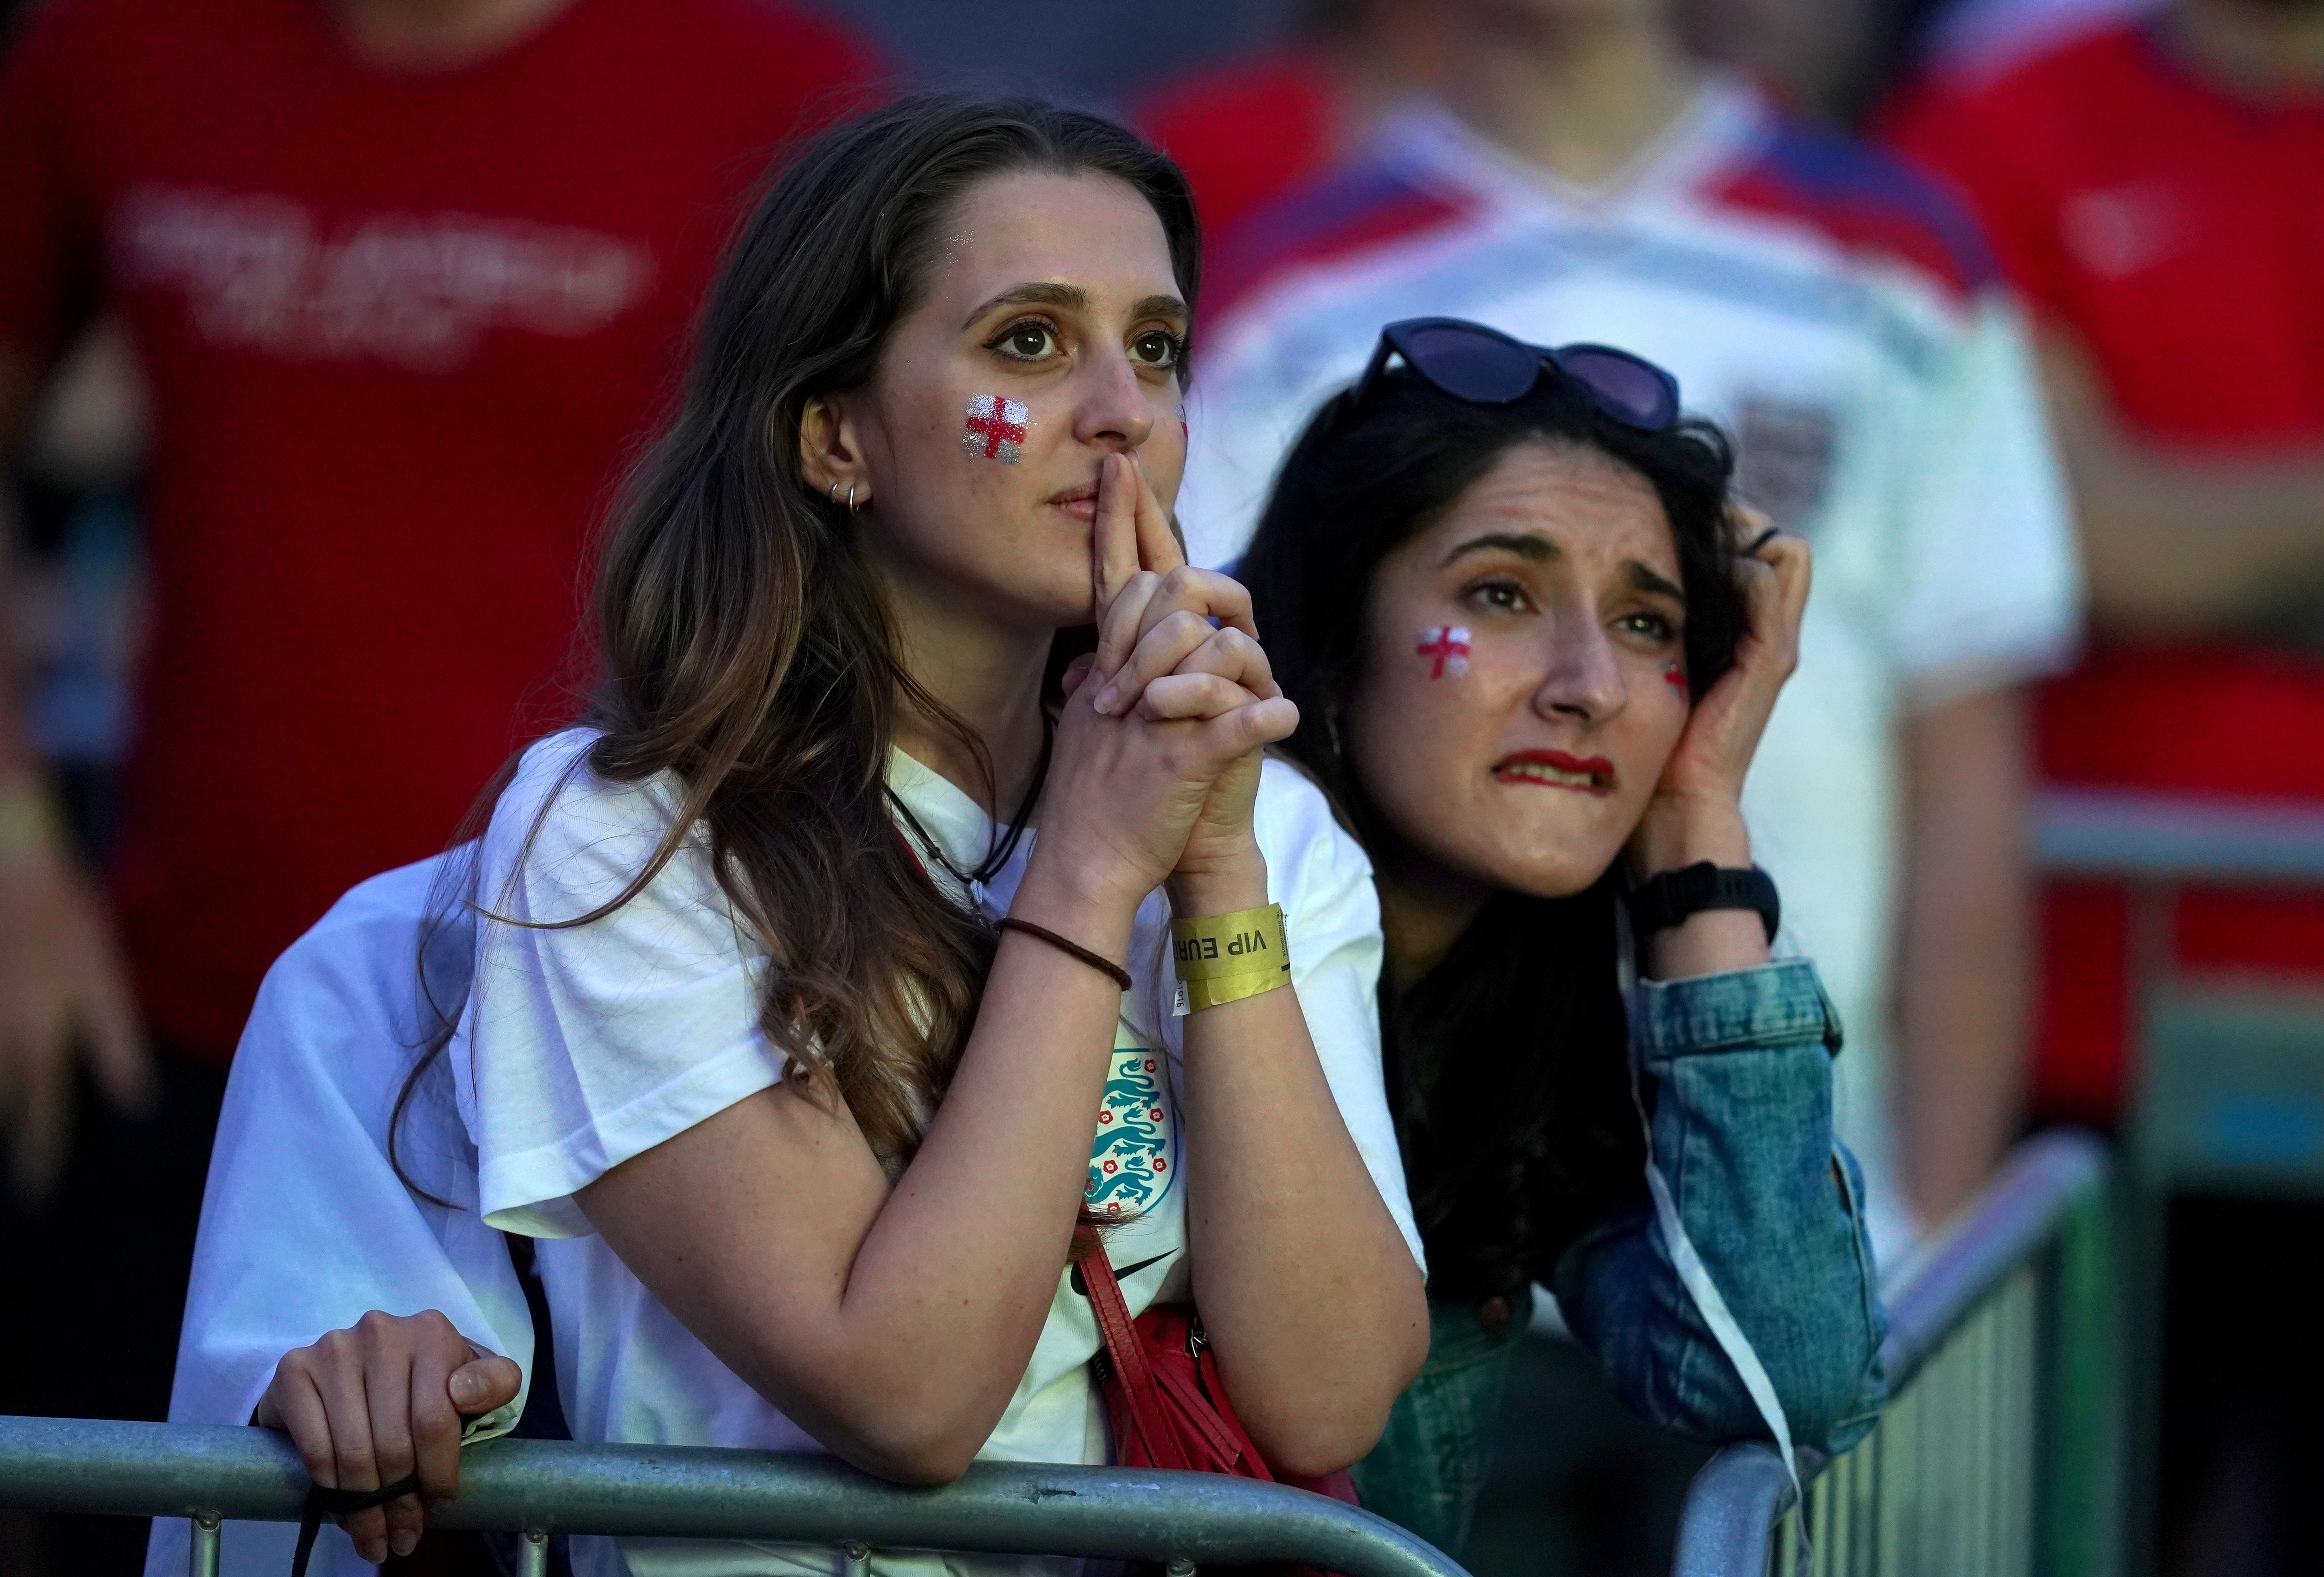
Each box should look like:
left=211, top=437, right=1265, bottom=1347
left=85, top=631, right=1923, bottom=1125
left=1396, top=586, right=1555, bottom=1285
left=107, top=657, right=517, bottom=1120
left=1092, top=686, right=1118, bottom=715
left=363, top=1540, right=387, bottom=1564
left=393, top=1530, right=419, bottom=1558
left=450, top=1371, right=485, bottom=1407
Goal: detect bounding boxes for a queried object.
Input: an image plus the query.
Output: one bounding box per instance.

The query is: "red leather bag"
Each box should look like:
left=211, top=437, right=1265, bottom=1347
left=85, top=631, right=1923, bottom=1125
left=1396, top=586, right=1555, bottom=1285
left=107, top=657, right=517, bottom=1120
left=1072, top=1227, right=1360, bottom=1555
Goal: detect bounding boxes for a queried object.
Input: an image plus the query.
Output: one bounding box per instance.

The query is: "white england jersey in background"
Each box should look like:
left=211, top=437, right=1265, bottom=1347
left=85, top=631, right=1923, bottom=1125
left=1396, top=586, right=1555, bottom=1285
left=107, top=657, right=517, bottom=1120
left=1179, top=80, right=2081, bottom=1252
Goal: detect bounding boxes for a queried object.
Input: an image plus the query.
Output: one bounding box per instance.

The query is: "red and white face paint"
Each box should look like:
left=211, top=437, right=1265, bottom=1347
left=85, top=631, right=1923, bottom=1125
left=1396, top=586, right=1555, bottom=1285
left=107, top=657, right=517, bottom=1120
left=1662, top=662, right=1689, bottom=694
left=1416, top=625, right=1472, bottom=679
left=961, top=393, right=1029, bottom=464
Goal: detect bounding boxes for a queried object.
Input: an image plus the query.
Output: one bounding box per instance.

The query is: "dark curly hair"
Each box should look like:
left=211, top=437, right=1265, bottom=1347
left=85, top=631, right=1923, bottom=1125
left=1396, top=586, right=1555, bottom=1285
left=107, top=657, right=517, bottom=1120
left=1238, top=361, right=1743, bottom=1300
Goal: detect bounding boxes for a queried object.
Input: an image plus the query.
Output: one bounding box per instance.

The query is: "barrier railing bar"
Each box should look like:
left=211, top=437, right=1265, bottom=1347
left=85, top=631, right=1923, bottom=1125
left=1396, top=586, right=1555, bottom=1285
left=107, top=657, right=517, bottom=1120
left=0, top=1414, right=1468, bottom=1577
left=190, top=1512, right=219, bottom=1577
left=1876, top=1132, right=2106, bottom=1391
left=1668, top=1444, right=1790, bottom=1577
left=2033, top=788, right=2324, bottom=885
left=2041, top=1177, right=2116, bottom=1577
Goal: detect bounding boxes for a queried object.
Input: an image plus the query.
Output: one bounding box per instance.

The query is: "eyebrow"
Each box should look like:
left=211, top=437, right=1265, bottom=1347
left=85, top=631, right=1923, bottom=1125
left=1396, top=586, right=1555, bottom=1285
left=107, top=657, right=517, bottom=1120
left=1441, top=532, right=1556, bottom=566
left=1442, top=531, right=1687, bottom=603
left=1626, top=563, right=1687, bottom=603
left=961, top=282, right=1190, bottom=331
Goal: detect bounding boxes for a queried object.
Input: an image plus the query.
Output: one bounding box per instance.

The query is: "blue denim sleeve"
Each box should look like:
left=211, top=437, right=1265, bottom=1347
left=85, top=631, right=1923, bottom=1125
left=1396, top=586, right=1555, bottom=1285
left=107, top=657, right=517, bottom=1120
left=1550, top=960, right=1887, bottom=1454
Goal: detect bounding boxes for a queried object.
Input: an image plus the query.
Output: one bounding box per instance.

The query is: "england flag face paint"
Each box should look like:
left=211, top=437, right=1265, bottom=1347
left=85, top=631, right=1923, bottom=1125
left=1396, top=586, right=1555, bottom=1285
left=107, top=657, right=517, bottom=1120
left=962, top=393, right=1029, bottom=464
left=1662, top=662, right=1689, bottom=694
left=1416, top=625, right=1472, bottom=679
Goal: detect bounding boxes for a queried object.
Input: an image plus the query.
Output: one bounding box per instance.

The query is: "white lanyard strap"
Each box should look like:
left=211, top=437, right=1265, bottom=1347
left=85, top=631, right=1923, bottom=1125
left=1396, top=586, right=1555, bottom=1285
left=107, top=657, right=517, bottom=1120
left=1619, top=923, right=1808, bottom=1562
left=1639, top=1152, right=1800, bottom=1496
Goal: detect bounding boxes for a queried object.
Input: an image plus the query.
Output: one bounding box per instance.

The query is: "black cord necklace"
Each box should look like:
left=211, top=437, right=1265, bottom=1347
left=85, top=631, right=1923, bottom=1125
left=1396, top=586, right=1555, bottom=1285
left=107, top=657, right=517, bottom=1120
left=887, top=710, right=1053, bottom=893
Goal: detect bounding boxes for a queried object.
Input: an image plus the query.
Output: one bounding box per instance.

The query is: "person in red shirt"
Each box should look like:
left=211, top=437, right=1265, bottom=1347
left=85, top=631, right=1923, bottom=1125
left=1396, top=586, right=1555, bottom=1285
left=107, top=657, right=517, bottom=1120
left=0, top=0, right=874, bottom=1562
left=1133, top=0, right=1447, bottom=237
left=1887, top=12, right=2323, bottom=1564
left=1885, top=0, right=2324, bottom=1126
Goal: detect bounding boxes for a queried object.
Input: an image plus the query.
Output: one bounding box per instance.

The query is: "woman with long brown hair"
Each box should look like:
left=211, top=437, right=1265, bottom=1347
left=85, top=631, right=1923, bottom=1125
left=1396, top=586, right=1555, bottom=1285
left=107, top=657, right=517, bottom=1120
left=223, top=96, right=1428, bottom=1575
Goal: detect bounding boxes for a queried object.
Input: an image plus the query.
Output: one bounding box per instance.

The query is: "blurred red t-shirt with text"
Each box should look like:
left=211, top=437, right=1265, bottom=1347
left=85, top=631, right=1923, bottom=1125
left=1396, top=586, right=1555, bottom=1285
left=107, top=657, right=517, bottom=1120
left=0, top=0, right=879, bottom=1061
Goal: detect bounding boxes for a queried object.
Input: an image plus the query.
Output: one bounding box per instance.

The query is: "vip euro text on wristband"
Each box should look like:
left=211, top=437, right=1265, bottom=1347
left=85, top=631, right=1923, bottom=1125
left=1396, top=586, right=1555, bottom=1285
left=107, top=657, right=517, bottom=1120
left=1170, top=903, right=1290, bottom=1011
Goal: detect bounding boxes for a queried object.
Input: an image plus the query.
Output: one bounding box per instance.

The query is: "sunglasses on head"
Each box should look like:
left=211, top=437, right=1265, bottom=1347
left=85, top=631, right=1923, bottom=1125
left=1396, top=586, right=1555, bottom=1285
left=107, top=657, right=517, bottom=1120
left=1350, top=316, right=1682, bottom=433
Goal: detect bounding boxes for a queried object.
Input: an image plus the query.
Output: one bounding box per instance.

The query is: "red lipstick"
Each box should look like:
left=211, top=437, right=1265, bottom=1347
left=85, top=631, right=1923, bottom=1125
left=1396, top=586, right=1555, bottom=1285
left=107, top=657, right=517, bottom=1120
left=1492, top=749, right=1617, bottom=796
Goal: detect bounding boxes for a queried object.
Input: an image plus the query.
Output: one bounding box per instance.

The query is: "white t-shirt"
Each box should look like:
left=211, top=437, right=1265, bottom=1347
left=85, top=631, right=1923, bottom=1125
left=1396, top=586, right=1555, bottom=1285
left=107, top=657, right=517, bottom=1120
left=1180, top=83, right=2081, bottom=1247
left=452, top=729, right=1421, bottom=1577
left=148, top=854, right=533, bottom=1577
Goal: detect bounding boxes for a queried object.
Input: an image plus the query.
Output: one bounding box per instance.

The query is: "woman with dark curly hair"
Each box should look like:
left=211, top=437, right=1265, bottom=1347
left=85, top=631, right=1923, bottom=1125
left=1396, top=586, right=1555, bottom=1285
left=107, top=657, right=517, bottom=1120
left=1237, top=318, right=1887, bottom=1553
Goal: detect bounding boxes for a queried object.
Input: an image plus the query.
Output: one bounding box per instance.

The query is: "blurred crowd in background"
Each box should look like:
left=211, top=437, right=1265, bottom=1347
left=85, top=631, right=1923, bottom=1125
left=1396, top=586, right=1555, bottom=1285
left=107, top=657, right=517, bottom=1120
left=0, top=0, right=2317, bottom=1572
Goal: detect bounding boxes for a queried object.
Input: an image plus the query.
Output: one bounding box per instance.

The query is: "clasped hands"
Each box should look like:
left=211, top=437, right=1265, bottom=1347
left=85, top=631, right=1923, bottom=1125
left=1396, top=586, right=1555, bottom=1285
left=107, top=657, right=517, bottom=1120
left=1035, top=452, right=1294, bottom=916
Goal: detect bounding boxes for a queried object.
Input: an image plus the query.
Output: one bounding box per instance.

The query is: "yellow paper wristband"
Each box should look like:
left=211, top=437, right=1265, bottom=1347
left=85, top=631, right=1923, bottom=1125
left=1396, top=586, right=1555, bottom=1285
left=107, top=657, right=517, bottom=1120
left=1171, top=903, right=1290, bottom=1011
left=1181, top=967, right=1290, bottom=1012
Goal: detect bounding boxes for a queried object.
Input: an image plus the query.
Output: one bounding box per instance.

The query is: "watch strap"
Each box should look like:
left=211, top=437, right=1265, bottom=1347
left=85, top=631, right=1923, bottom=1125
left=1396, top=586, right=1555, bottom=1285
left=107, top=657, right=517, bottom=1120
left=1628, top=862, right=1779, bottom=944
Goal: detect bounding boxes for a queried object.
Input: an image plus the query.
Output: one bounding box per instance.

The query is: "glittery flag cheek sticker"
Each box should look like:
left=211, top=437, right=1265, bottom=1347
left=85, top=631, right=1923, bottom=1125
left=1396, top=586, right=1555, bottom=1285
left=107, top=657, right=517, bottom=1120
left=962, top=393, right=1029, bottom=464
left=1417, top=625, right=1472, bottom=678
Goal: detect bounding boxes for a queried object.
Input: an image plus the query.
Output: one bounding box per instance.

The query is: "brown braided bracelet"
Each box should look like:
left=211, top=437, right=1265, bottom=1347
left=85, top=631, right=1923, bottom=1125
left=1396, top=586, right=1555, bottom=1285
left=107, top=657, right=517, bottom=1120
left=997, top=916, right=1134, bottom=992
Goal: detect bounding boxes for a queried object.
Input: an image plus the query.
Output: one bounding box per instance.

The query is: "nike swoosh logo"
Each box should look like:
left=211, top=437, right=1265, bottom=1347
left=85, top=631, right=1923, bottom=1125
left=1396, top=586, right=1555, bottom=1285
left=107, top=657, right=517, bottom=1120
left=1069, top=1248, right=1179, bottom=1298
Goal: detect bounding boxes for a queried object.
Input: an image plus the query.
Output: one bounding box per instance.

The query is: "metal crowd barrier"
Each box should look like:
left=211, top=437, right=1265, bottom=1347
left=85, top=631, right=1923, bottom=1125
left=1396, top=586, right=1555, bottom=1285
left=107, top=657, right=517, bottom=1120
left=0, top=1415, right=1470, bottom=1577
left=1666, top=788, right=2324, bottom=1574
left=1669, top=1130, right=2113, bottom=1577
left=2032, top=787, right=2324, bottom=886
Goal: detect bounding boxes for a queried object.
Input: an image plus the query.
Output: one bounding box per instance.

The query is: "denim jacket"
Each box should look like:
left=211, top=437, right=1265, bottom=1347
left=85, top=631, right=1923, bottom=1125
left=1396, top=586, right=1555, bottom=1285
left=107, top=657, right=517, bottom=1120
left=1556, top=958, right=1887, bottom=1455
left=1351, top=958, right=1885, bottom=1555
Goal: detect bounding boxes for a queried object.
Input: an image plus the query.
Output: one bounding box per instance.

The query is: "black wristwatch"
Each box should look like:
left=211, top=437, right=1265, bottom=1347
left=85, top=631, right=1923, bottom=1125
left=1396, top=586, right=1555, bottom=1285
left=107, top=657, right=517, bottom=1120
left=1627, top=862, right=1780, bottom=944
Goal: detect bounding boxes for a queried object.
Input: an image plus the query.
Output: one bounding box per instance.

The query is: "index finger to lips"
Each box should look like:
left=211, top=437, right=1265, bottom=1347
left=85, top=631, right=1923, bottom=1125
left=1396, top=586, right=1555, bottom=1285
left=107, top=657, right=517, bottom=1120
left=1092, top=454, right=1142, bottom=618
left=1129, top=450, right=1186, bottom=576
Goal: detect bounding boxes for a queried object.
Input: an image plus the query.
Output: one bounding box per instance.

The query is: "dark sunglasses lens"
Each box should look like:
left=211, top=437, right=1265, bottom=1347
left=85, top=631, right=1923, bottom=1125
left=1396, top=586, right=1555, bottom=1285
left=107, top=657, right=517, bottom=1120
left=1557, top=348, right=1675, bottom=428
left=1403, top=324, right=1540, bottom=403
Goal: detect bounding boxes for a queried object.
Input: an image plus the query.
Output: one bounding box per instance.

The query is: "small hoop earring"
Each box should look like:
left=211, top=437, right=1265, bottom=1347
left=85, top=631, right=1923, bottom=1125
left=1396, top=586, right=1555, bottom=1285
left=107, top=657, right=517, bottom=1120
left=827, top=479, right=840, bottom=504
left=848, top=486, right=859, bottom=512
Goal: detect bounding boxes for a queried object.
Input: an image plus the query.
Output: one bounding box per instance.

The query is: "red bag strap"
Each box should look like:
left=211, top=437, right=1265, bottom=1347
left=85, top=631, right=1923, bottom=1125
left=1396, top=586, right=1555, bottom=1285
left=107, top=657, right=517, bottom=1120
left=1072, top=1225, right=1154, bottom=1393
left=1078, top=1225, right=1207, bottom=1470
left=1150, top=1338, right=1264, bottom=1471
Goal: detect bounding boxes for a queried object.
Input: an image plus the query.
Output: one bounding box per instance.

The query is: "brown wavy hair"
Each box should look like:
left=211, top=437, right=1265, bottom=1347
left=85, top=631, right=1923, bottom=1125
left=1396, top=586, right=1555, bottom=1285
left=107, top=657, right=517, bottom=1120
left=392, top=95, right=1201, bottom=1189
